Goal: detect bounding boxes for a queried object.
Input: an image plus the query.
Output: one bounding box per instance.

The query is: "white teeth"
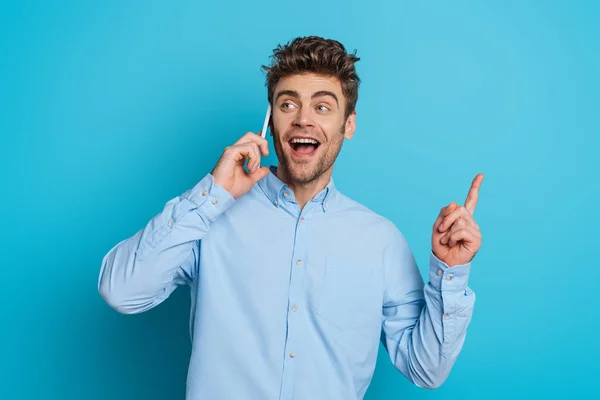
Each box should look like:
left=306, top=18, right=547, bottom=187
left=291, top=138, right=318, bottom=144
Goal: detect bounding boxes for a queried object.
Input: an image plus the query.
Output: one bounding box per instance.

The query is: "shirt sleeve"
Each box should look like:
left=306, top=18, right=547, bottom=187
left=380, top=226, right=476, bottom=389
left=97, top=173, right=235, bottom=314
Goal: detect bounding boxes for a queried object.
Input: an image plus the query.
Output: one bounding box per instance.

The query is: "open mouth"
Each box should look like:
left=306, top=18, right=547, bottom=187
left=289, top=137, right=321, bottom=157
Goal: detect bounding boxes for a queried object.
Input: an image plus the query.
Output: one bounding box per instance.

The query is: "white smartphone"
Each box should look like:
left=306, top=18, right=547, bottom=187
left=260, top=103, right=271, bottom=139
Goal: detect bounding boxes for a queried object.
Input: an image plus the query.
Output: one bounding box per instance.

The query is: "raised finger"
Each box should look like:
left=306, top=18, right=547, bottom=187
left=465, top=173, right=484, bottom=214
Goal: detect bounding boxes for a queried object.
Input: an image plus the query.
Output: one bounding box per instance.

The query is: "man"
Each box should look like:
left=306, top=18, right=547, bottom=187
left=98, top=36, right=483, bottom=399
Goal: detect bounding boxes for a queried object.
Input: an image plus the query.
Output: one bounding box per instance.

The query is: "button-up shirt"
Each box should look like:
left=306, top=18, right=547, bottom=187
left=98, top=166, right=475, bottom=399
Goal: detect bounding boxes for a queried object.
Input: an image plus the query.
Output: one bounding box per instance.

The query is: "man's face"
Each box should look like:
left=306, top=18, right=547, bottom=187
left=271, top=73, right=356, bottom=184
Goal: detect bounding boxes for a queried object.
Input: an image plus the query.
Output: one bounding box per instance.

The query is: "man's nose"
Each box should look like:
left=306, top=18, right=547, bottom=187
left=293, top=106, right=315, bottom=128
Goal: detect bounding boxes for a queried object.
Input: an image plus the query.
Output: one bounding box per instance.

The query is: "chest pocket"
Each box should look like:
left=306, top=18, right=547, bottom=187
left=316, top=258, right=381, bottom=330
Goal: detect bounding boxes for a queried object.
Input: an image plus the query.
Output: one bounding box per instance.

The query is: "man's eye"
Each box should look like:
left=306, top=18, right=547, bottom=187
left=282, top=102, right=296, bottom=109
left=317, top=105, right=330, bottom=112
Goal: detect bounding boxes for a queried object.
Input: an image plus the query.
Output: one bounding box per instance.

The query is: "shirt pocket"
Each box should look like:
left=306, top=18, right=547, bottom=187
left=316, top=258, right=380, bottom=330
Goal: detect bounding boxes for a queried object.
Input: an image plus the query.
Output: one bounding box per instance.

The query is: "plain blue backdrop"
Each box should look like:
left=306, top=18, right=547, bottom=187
left=1, top=0, right=598, bottom=399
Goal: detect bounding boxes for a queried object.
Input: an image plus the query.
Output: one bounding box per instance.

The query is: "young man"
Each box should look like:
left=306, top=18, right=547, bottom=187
left=99, top=36, right=483, bottom=399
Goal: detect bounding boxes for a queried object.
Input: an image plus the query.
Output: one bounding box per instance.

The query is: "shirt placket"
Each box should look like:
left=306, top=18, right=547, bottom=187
left=279, top=193, right=313, bottom=400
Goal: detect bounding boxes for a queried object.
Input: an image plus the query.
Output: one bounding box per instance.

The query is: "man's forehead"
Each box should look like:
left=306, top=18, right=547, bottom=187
left=274, top=73, right=342, bottom=96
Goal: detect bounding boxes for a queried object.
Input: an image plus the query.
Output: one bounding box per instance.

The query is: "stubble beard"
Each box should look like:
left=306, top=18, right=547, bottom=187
left=273, top=123, right=346, bottom=185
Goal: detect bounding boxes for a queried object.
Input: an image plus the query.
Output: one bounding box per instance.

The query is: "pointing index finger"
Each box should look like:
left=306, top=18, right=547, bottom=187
left=464, top=173, right=484, bottom=214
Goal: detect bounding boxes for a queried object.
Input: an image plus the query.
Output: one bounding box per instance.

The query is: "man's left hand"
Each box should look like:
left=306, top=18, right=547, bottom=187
left=432, top=174, right=484, bottom=267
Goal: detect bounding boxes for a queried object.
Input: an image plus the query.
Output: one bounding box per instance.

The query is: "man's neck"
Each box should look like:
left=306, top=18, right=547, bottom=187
left=275, top=166, right=332, bottom=210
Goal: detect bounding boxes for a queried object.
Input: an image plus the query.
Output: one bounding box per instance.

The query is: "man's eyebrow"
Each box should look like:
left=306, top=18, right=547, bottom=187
left=275, top=90, right=300, bottom=101
left=311, top=90, right=339, bottom=106
left=275, top=89, right=339, bottom=107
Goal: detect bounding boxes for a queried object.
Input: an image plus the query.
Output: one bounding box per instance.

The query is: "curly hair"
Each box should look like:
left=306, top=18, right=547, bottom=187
left=261, top=36, right=361, bottom=120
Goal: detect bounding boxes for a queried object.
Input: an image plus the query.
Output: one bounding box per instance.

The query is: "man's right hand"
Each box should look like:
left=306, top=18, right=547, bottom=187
left=211, top=131, right=271, bottom=198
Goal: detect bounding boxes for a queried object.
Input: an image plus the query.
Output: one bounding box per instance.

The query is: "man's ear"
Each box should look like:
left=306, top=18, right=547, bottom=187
left=344, top=110, right=357, bottom=140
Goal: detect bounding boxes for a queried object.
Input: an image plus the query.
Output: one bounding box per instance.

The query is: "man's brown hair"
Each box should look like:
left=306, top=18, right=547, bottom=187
left=262, top=36, right=361, bottom=120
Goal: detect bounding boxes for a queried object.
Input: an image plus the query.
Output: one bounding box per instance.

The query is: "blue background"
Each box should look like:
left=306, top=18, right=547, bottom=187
left=1, top=1, right=598, bottom=399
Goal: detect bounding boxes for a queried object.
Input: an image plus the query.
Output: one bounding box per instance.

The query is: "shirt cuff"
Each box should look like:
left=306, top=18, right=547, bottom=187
left=428, top=250, right=471, bottom=293
left=182, top=173, right=235, bottom=222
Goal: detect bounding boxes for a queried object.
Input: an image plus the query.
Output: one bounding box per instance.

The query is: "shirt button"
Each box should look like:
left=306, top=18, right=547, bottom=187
left=274, top=201, right=278, bottom=207
left=211, top=198, right=219, bottom=205
left=446, top=275, right=453, bottom=281
left=444, top=313, right=450, bottom=320
left=323, top=201, right=328, bottom=209
left=201, top=190, right=208, bottom=196
left=168, top=220, right=174, bottom=227
left=289, top=352, right=296, bottom=358
left=296, top=259, right=303, bottom=266
left=300, top=217, right=305, bottom=223
left=284, top=191, right=289, bottom=197
left=436, top=269, right=442, bottom=276
left=291, top=305, right=298, bottom=312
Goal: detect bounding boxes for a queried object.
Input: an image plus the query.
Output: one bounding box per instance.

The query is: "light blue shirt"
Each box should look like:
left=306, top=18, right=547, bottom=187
left=98, top=166, right=475, bottom=399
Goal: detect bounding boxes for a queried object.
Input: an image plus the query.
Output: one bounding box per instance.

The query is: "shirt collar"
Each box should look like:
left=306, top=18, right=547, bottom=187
left=257, top=165, right=337, bottom=212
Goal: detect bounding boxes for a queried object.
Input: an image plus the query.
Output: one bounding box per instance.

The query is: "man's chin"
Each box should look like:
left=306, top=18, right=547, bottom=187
left=282, top=153, right=313, bottom=168
left=280, top=163, right=317, bottom=184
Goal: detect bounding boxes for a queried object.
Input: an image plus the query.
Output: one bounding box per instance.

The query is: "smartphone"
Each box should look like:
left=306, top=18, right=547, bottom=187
left=260, top=103, right=271, bottom=139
